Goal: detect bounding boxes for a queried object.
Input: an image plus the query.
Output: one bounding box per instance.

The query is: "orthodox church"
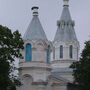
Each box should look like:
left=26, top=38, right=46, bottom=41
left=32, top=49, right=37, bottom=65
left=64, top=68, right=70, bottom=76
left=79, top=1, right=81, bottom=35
left=17, top=0, right=79, bottom=90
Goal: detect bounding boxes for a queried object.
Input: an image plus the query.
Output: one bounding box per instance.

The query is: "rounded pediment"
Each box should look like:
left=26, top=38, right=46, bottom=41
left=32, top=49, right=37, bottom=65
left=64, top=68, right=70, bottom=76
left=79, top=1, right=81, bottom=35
left=22, top=74, right=33, bottom=84
left=23, top=74, right=33, bottom=79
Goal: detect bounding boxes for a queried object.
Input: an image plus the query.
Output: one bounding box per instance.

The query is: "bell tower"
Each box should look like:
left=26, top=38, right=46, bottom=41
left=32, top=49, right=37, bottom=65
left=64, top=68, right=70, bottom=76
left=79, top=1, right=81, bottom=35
left=52, top=0, right=79, bottom=68
left=19, top=6, right=51, bottom=90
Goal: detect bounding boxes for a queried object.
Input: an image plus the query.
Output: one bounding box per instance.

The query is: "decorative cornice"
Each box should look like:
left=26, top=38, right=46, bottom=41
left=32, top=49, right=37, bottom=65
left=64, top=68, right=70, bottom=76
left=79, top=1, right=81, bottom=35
left=19, top=61, right=51, bottom=70
left=51, top=60, right=77, bottom=64
left=51, top=82, right=67, bottom=86
left=32, top=81, right=48, bottom=85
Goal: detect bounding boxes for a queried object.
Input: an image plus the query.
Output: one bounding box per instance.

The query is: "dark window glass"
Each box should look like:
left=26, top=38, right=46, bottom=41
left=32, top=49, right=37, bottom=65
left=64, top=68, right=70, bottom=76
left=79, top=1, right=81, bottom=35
left=60, top=45, right=63, bottom=58
left=69, top=45, right=73, bottom=58
left=47, top=45, right=50, bottom=63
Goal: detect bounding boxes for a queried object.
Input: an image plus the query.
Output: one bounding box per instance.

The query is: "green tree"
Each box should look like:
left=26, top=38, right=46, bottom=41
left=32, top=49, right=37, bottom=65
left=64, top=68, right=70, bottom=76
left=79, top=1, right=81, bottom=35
left=0, top=25, right=24, bottom=90
left=70, top=40, right=90, bottom=90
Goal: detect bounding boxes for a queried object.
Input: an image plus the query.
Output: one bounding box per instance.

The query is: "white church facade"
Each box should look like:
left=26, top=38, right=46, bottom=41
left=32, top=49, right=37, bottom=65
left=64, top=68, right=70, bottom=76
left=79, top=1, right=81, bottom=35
left=17, top=0, right=80, bottom=90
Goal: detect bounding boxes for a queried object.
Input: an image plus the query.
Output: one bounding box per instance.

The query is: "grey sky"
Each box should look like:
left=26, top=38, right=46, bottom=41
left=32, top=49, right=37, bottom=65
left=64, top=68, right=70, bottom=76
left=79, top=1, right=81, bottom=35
left=0, top=0, right=90, bottom=52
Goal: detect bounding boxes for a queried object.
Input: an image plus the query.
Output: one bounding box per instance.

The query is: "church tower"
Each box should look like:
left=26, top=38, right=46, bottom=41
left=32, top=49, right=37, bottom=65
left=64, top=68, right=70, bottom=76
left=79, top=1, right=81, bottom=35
left=19, top=7, right=51, bottom=90
left=18, top=0, right=80, bottom=90
left=51, top=0, right=79, bottom=69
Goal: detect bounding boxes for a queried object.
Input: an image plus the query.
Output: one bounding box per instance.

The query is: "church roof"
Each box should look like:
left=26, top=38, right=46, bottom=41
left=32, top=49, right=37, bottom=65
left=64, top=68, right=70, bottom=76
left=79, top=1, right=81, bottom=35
left=51, top=68, right=73, bottom=83
left=23, top=7, right=47, bottom=41
left=54, top=0, right=78, bottom=42
left=51, top=73, right=70, bottom=83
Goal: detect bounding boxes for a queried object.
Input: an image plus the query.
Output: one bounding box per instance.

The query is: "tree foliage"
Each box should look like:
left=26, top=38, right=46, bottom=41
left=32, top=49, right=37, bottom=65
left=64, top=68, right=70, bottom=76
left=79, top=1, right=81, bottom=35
left=70, top=40, right=90, bottom=90
left=0, top=25, right=24, bottom=90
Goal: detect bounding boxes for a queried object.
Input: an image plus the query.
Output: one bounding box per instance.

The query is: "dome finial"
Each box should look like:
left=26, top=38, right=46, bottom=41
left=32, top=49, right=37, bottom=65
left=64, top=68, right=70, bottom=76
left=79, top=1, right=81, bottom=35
left=31, top=6, right=39, bottom=16
left=63, top=0, right=69, bottom=6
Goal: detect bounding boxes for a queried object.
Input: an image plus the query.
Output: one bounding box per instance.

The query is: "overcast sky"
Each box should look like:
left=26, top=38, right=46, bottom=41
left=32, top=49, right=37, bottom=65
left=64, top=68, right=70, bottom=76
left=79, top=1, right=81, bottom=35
left=0, top=0, right=90, bottom=52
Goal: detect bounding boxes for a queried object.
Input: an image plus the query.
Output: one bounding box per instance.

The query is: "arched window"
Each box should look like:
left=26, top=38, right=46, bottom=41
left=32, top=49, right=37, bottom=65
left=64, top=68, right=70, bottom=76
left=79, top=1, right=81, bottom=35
left=60, top=45, right=63, bottom=58
left=69, top=45, right=73, bottom=58
left=25, top=43, right=32, bottom=62
left=47, top=45, right=50, bottom=63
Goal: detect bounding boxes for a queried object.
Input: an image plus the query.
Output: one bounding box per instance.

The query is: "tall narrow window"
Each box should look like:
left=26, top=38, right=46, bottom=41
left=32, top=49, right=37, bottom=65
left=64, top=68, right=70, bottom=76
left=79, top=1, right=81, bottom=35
left=53, top=47, right=55, bottom=59
left=77, top=47, right=78, bottom=60
left=69, top=45, right=73, bottom=58
left=25, top=43, right=32, bottom=62
left=47, top=45, right=50, bottom=63
left=60, top=45, right=63, bottom=58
